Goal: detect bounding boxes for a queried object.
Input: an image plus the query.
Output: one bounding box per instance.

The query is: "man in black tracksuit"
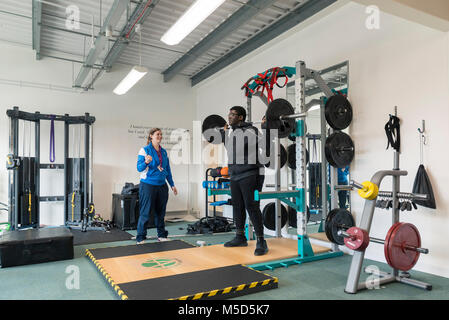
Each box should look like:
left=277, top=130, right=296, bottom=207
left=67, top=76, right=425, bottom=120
left=221, top=106, right=268, bottom=256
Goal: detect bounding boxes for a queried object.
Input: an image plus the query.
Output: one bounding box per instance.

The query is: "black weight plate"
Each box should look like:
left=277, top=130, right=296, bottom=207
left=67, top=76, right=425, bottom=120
left=263, top=202, right=288, bottom=231
left=265, top=144, right=287, bottom=169
left=325, top=209, right=337, bottom=243
left=266, top=99, right=295, bottom=138
left=202, top=114, right=226, bottom=144
left=325, top=208, right=355, bottom=245
left=325, top=131, right=354, bottom=168
left=286, top=144, right=309, bottom=170
left=325, top=95, right=353, bottom=130
left=288, top=205, right=310, bottom=227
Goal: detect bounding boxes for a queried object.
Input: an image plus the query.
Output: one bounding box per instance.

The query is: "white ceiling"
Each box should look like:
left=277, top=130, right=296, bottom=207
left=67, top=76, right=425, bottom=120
left=0, top=0, right=316, bottom=88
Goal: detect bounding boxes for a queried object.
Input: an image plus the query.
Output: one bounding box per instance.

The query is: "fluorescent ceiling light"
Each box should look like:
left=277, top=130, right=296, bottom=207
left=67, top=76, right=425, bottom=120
left=161, top=0, right=226, bottom=46
left=113, top=66, right=148, bottom=95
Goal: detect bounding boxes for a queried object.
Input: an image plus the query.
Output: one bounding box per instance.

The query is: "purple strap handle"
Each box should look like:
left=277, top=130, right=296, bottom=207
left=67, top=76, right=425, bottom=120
left=49, top=115, right=55, bottom=163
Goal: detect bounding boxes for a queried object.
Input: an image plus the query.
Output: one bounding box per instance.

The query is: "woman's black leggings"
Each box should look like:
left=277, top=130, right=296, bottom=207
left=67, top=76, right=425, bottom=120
left=230, top=174, right=265, bottom=237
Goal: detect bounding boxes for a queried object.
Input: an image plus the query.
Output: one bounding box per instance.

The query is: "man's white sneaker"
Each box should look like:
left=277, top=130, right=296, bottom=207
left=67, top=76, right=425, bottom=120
left=136, top=240, right=145, bottom=245
left=158, top=237, right=170, bottom=242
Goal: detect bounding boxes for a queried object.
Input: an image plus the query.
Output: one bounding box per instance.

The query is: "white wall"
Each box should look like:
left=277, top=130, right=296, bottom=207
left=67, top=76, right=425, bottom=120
left=0, top=42, right=196, bottom=224
left=194, top=1, right=449, bottom=278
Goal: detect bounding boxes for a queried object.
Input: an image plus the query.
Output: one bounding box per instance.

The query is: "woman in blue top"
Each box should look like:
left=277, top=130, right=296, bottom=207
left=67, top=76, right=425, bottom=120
left=136, top=128, right=177, bottom=244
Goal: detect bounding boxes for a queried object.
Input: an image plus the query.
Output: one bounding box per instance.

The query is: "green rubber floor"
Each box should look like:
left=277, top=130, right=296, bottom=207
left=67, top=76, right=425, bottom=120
left=0, top=221, right=448, bottom=300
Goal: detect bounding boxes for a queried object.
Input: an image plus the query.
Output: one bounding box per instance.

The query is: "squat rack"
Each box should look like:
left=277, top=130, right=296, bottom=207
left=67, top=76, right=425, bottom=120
left=210, top=60, right=349, bottom=269
left=6, top=106, right=95, bottom=231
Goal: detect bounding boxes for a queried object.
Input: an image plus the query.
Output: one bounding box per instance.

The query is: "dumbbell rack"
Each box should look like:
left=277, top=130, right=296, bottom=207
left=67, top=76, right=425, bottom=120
left=343, top=109, right=432, bottom=294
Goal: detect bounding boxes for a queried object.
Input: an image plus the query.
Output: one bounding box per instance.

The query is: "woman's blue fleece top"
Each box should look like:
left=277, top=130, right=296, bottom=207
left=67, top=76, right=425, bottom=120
left=137, top=144, right=175, bottom=187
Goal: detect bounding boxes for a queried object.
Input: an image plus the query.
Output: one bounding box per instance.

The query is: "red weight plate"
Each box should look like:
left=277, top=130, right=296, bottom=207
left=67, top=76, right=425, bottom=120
left=344, top=227, right=370, bottom=251
left=384, top=222, right=400, bottom=268
left=384, top=222, right=421, bottom=271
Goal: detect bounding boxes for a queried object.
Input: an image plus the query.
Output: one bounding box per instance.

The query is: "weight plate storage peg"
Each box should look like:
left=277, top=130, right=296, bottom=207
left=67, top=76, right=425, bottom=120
left=325, top=208, right=355, bottom=245
left=325, top=94, right=353, bottom=130
left=202, top=114, right=226, bottom=144
left=263, top=202, right=288, bottom=231
left=324, top=131, right=355, bottom=168
left=265, top=98, right=295, bottom=138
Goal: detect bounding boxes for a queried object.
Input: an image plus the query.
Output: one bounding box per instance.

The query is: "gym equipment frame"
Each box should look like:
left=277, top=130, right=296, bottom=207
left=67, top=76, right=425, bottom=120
left=210, top=60, right=351, bottom=270
left=341, top=107, right=432, bottom=293
left=6, top=106, right=96, bottom=231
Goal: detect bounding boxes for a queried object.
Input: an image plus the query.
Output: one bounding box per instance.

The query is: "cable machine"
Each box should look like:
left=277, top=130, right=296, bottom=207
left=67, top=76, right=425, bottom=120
left=6, top=106, right=97, bottom=231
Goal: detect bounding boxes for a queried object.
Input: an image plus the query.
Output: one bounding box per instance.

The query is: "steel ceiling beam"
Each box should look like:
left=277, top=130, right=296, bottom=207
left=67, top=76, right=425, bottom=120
left=191, top=0, right=338, bottom=87
left=73, top=0, right=130, bottom=89
left=162, top=0, right=277, bottom=83
left=83, top=0, right=159, bottom=90
left=102, top=0, right=160, bottom=69
left=32, top=0, right=42, bottom=60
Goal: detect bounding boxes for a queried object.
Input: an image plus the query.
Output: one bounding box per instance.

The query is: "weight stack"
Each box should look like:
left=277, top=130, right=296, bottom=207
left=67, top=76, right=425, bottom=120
left=17, top=157, right=38, bottom=227
left=308, top=162, right=323, bottom=209
left=66, top=158, right=85, bottom=223
left=112, top=193, right=155, bottom=230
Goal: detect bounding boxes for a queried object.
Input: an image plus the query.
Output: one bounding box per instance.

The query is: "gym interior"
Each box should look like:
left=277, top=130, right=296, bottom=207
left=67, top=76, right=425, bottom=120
left=0, top=0, right=449, bottom=305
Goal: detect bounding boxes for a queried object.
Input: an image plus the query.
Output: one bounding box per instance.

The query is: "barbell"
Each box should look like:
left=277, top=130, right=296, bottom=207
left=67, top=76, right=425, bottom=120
left=202, top=94, right=353, bottom=138
left=325, top=210, right=428, bottom=271
left=339, top=223, right=428, bottom=271
left=202, top=95, right=355, bottom=167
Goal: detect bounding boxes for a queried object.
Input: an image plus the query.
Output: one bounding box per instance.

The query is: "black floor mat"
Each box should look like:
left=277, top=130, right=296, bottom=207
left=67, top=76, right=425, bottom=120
left=119, top=264, right=278, bottom=300
left=71, top=228, right=133, bottom=246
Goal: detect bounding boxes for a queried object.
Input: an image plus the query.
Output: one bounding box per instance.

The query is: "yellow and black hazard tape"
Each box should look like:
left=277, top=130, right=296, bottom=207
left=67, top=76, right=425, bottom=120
left=85, top=249, right=128, bottom=300
left=169, top=265, right=278, bottom=301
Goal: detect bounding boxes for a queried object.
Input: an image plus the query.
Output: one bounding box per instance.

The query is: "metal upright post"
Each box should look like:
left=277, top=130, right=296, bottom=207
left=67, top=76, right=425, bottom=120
left=14, top=108, right=20, bottom=230
left=35, top=112, right=40, bottom=227
left=274, top=136, right=282, bottom=238
left=84, top=114, right=90, bottom=215
left=295, top=61, right=313, bottom=257
left=63, top=115, right=69, bottom=225
left=10, top=108, right=20, bottom=230
left=320, top=98, right=328, bottom=219
left=7, top=115, right=13, bottom=228
left=246, top=97, right=252, bottom=123
left=392, top=106, right=400, bottom=278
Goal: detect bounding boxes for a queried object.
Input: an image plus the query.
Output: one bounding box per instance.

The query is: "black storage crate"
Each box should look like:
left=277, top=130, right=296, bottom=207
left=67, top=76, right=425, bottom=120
left=112, top=193, right=155, bottom=231
left=0, top=227, right=74, bottom=268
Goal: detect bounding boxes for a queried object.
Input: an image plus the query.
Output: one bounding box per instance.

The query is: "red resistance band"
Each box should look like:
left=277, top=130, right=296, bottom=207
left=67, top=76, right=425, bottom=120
left=242, top=67, right=289, bottom=104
